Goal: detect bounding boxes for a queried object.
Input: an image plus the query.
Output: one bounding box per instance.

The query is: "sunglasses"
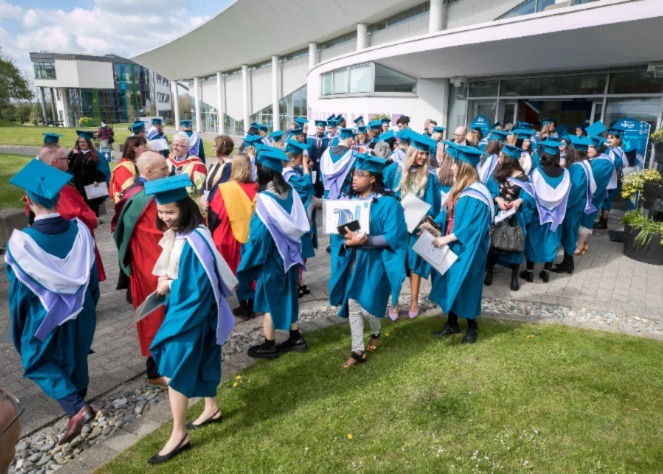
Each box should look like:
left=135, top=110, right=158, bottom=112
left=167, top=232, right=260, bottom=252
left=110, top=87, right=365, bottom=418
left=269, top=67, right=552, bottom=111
left=0, top=389, right=24, bottom=439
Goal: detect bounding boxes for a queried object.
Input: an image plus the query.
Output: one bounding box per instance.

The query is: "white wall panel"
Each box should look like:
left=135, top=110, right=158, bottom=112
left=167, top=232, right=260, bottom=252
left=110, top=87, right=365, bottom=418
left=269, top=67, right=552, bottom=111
left=280, top=55, right=308, bottom=98
left=369, top=13, right=429, bottom=47
left=224, top=73, right=244, bottom=120
left=200, top=78, right=218, bottom=110
left=446, top=0, right=523, bottom=29
left=319, top=40, right=356, bottom=63
left=75, top=61, right=114, bottom=89
left=250, top=65, right=272, bottom=114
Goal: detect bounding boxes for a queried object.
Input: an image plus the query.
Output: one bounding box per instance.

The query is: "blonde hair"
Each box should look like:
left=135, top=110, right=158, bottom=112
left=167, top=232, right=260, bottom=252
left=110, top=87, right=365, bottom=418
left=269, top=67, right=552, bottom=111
left=431, top=132, right=443, bottom=142
left=396, top=146, right=430, bottom=198
left=447, top=161, right=479, bottom=205
left=244, top=145, right=257, bottom=158
left=230, top=153, right=254, bottom=183
left=437, top=153, right=455, bottom=187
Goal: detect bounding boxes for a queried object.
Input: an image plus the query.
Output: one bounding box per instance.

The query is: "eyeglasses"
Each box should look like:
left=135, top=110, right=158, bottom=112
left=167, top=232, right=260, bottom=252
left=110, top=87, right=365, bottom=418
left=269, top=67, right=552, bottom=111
left=0, top=389, right=24, bottom=439
left=172, top=143, right=187, bottom=148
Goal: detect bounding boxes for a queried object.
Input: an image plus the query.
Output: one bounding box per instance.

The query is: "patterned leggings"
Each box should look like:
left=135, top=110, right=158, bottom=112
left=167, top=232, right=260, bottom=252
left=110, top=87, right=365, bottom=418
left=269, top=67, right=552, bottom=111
left=348, top=299, right=381, bottom=352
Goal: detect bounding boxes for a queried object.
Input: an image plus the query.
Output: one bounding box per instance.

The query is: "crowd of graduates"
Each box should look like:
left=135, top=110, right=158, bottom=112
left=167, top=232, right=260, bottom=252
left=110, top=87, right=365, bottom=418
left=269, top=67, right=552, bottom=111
left=4, top=111, right=628, bottom=464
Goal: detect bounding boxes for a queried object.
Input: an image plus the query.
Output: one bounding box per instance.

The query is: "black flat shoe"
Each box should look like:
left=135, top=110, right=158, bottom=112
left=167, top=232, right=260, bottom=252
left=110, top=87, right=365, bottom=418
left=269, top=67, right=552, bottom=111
left=551, top=263, right=574, bottom=274
left=248, top=342, right=279, bottom=360
left=276, top=336, right=308, bottom=353
left=539, top=270, right=550, bottom=283
left=148, top=435, right=191, bottom=464
left=461, top=328, right=478, bottom=344
left=519, top=270, right=534, bottom=282
left=185, top=410, right=223, bottom=430
left=510, top=274, right=520, bottom=291
left=432, top=323, right=461, bottom=337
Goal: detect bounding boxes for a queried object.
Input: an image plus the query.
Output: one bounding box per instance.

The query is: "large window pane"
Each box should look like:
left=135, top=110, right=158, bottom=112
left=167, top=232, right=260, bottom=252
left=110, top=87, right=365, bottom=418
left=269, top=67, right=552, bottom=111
left=501, top=74, right=606, bottom=96
left=447, top=83, right=468, bottom=130
left=332, top=69, right=348, bottom=95
left=469, top=80, right=499, bottom=97
left=322, top=73, right=333, bottom=96
left=604, top=97, right=661, bottom=129
left=374, top=63, right=416, bottom=93
left=608, top=70, right=663, bottom=94
left=349, top=64, right=371, bottom=94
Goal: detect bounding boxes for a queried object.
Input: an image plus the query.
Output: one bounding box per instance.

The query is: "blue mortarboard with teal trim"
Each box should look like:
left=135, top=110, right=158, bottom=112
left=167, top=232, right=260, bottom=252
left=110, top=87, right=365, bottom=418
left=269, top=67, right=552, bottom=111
left=410, top=133, right=436, bottom=152
left=587, top=134, right=606, bottom=148
left=143, top=175, right=193, bottom=205
left=354, top=153, right=388, bottom=175
left=289, top=128, right=304, bottom=136
left=257, top=147, right=289, bottom=173
left=76, top=130, right=94, bottom=140
left=487, top=129, right=509, bottom=142
left=284, top=139, right=309, bottom=155
left=501, top=144, right=522, bottom=159
left=327, top=119, right=338, bottom=128
left=256, top=123, right=268, bottom=132
left=432, top=126, right=446, bottom=134
left=608, top=122, right=628, bottom=137
left=538, top=139, right=562, bottom=155
left=378, top=130, right=396, bottom=144
left=180, top=120, right=192, bottom=128
left=335, top=114, right=344, bottom=122
left=254, top=143, right=271, bottom=153
left=368, top=120, right=382, bottom=130
left=442, top=141, right=460, bottom=160
left=244, top=134, right=263, bottom=145
left=396, top=128, right=412, bottom=142
left=569, top=135, right=592, bottom=151
left=269, top=130, right=284, bottom=142
left=455, top=145, right=483, bottom=167
left=251, top=122, right=259, bottom=128
left=315, top=120, right=327, bottom=128
left=517, top=121, right=533, bottom=130
left=294, top=117, right=307, bottom=128
left=353, top=116, right=364, bottom=125
left=512, top=128, right=534, bottom=140
left=151, top=118, right=162, bottom=125
left=10, top=160, right=71, bottom=206
left=541, top=117, right=555, bottom=126
left=585, top=121, right=607, bottom=137
left=356, top=126, right=367, bottom=134
left=470, top=123, right=484, bottom=133
left=381, top=118, right=390, bottom=125
left=326, top=114, right=336, bottom=121
left=128, top=121, right=145, bottom=134
left=339, top=128, right=355, bottom=140
left=43, top=133, right=62, bottom=145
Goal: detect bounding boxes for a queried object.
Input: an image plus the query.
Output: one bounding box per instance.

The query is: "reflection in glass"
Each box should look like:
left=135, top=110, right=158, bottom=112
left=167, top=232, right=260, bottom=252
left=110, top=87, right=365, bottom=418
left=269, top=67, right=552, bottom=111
left=374, top=63, right=416, bottom=93
left=349, top=64, right=371, bottom=94
left=333, top=69, right=348, bottom=95
left=608, top=71, right=663, bottom=95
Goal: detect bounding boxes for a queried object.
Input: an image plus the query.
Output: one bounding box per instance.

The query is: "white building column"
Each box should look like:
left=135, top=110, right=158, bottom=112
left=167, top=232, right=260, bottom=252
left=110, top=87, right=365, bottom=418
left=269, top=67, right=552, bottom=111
left=216, top=72, right=225, bottom=135
left=429, top=0, right=446, bottom=33
left=356, top=23, right=368, bottom=50
left=39, top=87, right=47, bottom=123
left=241, top=64, right=250, bottom=133
left=172, top=81, right=180, bottom=130
left=193, top=77, right=201, bottom=133
left=49, top=88, right=57, bottom=121
left=60, top=89, right=70, bottom=127
left=308, top=42, right=318, bottom=70
left=271, top=55, right=280, bottom=131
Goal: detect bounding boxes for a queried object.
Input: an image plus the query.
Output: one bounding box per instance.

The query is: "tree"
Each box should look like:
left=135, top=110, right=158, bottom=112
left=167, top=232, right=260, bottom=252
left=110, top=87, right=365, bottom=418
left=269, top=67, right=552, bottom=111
left=0, top=46, right=33, bottom=120
left=177, top=93, right=192, bottom=120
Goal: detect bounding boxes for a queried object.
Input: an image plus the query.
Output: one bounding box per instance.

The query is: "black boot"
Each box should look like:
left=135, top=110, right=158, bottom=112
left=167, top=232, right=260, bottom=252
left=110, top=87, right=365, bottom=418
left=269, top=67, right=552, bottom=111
left=519, top=270, right=534, bottom=282
left=248, top=338, right=279, bottom=359
left=233, top=300, right=255, bottom=320
left=462, top=319, right=478, bottom=344
left=551, top=253, right=574, bottom=274
left=539, top=262, right=552, bottom=283
left=484, top=266, right=494, bottom=286
left=276, top=330, right=308, bottom=353
left=432, top=312, right=460, bottom=337
left=510, top=266, right=520, bottom=291
left=483, top=250, right=499, bottom=286
left=593, top=217, right=608, bottom=229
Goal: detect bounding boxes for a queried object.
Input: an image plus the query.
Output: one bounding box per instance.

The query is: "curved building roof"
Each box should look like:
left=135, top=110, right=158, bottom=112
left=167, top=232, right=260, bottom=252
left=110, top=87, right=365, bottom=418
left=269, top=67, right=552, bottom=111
left=131, top=0, right=425, bottom=80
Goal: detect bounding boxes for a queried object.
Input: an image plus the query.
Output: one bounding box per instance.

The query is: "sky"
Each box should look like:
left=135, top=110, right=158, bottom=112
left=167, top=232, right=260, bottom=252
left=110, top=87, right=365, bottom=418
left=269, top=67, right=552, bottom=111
left=0, top=0, right=233, bottom=79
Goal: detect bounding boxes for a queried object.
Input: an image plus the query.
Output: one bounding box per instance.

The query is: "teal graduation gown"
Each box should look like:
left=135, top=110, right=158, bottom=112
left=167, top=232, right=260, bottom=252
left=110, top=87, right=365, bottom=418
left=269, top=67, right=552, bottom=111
left=329, top=194, right=408, bottom=318
left=6, top=221, right=99, bottom=400
left=430, top=192, right=491, bottom=319
left=581, top=156, right=614, bottom=229
left=150, top=238, right=221, bottom=398
left=237, top=191, right=300, bottom=331
left=389, top=166, right=442, bottom=278
left=560, top=162, right=588, bottom=255
left=285, top=168, right=316, bottom=259
left=487, top=175, right=529, bottom=267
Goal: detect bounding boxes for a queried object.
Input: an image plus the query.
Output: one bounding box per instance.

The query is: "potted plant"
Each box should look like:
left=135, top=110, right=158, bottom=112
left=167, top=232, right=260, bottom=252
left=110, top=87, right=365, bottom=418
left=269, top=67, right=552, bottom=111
left=651, top=128, right=663, bottom=157
left=621, top=211, right=663, bottom=265
left=621, top=169, right=663, bottom=209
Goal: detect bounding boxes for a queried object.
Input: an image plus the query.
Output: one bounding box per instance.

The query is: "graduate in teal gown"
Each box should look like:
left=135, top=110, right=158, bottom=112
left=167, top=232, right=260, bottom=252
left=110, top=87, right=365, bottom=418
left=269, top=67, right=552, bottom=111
left=237, top=147, right=311, bottom=360
left=5, top=160, right=99, bottom=446
left=516, top=140, right=571, bottom=283
left=484, top=144, right=530, bottom=292
left=328, top=153, right=408, bottom=367
left=575, top=134, right=616, bottom=255
left=384, top=133, right=441, bottom=319
left=430, top=146, right=493, bottom=344
left=595, top=125, right=627, bottom=229
left=552, top=136, right=595, bottom=274
left=283, top=139, right=318, bottom=296
left=320, top=127, right=356, bottom=199
left=145, top=174, right=237, bottom=464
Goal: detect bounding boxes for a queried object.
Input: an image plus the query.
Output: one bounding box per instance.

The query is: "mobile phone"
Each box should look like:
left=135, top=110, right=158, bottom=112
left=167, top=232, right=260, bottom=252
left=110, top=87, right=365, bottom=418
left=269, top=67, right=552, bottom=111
left=338, top=220, right=361, bottom=236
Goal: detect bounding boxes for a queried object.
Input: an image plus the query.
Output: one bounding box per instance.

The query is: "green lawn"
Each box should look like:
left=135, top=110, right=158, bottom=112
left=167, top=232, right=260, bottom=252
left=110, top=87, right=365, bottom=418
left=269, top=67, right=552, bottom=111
left=0, top=154, right=32, bottom=209
left=98, top=317, right=663, bottom=473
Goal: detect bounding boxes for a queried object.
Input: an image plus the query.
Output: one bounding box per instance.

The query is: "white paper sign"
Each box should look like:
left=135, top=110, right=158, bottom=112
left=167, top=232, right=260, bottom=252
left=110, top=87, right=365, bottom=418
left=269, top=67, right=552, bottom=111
left=84, top=182, right=109, bottom=200
left=494, top=208, right=517, bottom=224
left=400, top=193, right=431, bottom=233
left=322, top=199, right=371, bottom=235
left=412, top=230, right=458, bottom=276
left=148, top=138, right=169, bottom=152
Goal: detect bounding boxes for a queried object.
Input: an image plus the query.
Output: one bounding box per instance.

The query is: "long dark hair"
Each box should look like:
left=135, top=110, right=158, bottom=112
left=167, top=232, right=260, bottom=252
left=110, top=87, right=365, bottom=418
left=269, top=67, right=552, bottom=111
left=563, top=146, right=585, bottom=168
left=123, top=136, right=147, bottom=161
left=257, top=162, right=290, bottom=194
left=483, top=140, right=502, bottom=156
left=156, top=197, right=203, bottom=234
left=539, top=151, right=561, bottom=168
left=493, top=154, right=525, bottom=183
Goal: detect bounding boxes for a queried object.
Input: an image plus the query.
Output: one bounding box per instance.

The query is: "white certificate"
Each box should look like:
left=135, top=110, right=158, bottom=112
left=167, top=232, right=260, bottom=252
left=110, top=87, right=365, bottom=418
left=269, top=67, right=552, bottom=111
left=148, top=138, right=169, bottom=152
left=494, top=208, right=517, bottom=224
left=400, top=193, right=431, bottom=233
left=322, top=199, right=371, bottom=235
left=412, top=230, right=458, bottom=276
left=84, top=182, right=109, bottom=200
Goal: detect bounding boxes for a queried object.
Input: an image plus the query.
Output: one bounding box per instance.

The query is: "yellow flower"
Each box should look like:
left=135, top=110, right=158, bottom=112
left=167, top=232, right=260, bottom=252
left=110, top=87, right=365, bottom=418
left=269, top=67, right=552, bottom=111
left=232, top=382, right=238, bottom=388
left=526, top=335, right=535, bottom=339
left=384, top=332, right=390, bottom=337
left=235, top=375, right=242, bottom=380
left=347, top=433, right=353, bottom=440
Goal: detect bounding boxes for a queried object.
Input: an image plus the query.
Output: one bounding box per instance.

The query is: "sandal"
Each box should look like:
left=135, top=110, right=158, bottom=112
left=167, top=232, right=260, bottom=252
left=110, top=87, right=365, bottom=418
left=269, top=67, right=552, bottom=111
left=367, top=334, right=380, bottom=352
left=343, top=351, right=366, bottom=368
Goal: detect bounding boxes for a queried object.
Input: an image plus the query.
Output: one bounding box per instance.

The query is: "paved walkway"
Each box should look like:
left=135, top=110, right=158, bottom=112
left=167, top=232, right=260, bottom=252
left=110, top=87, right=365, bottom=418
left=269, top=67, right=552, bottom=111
left=1, top=206, right=661, bottom=438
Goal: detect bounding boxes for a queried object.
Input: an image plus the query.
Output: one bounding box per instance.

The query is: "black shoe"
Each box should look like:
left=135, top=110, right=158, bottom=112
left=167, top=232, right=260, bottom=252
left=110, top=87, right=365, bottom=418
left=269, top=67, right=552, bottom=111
left=551, top=263, right=573, bottom=274
left=461, top=328, right=478, bottom=344
left=185, top=410, right=223, bottom=430
left=233, top=300, right=255, bottom=320
left=276, top=336, right=308, bottom=353
left=593, top=218, right=608, bottom=230
left=326, top=245, right=331, bottom=254
left=247, top=342, right=279, bottom=360
left=432, top=323, right=461, bottom=337
left=519, top=270, right=534, bottom=282
left=483, top=268, right=494, bottom=286
left=539, top=270, right=550, bottom=283
left=147, top=435, right=191, bottom=464
left=510, top=273, right=520, bottom=291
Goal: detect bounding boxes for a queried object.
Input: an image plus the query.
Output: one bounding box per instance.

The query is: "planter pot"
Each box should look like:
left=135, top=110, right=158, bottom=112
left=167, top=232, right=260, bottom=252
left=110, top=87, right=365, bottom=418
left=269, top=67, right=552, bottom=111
left=642, top=182, right=663, bottom=210
left=655, top=142, right=663, bottom=163
left=623, top=223, right=663, bottom=265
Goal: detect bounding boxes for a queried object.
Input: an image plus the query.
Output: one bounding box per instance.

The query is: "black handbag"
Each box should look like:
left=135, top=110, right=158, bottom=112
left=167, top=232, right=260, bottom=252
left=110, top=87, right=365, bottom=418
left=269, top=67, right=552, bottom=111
left=490, top=217, right=525, bottom=253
